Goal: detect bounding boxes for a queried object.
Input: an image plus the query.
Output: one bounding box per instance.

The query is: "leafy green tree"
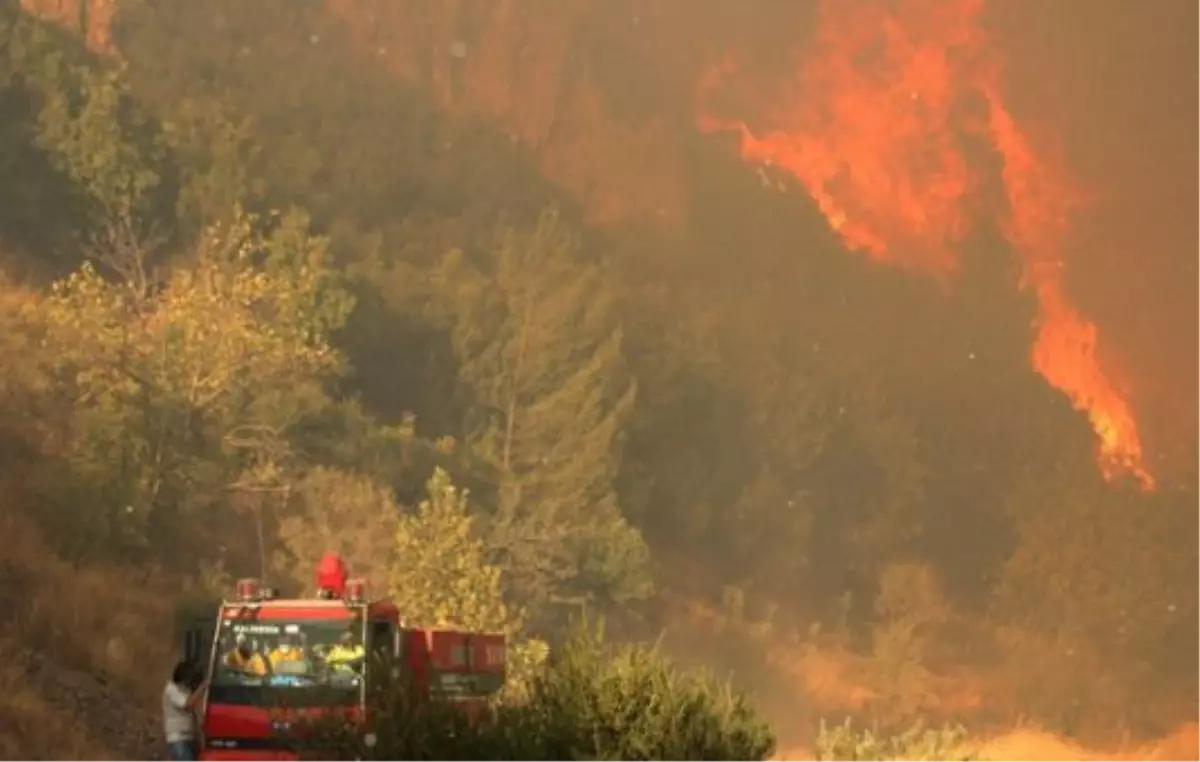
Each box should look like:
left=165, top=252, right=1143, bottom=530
left=8, top=14, right=171, bottom=269
left=3, top=10, right=260, bottom=275
left=989, top=441, right=1198, bottom=736
left=994, top=451, right=1185, bottom=659
left=0, top=11, right=155, bottom=275
left=38, top=207, right=352, bottom=564
left=390, top=467, right=515, bottom=633
left=511, top=622, right=775, bottom=761
left=156, top=93, right=264, bottom=234
left=427, top=207, right=651, bottom=620
left=21, top=45, right=162, bottom=233
left=390, top=466, right=549, bottom=689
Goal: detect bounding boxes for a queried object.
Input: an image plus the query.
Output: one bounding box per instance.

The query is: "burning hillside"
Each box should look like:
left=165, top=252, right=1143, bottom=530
left=697, top=0, right=1155, bottom=488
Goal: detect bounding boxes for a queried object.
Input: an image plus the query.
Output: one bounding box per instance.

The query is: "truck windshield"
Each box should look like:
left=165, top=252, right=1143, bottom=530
left=207, top=617, right=365, bottom=707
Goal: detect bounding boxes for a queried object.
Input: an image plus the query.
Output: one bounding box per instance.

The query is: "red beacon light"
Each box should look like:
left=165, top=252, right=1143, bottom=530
left=315, top=552, right=349, bottom=599
left=235, top=578, right=261, bottom=602
left=345, top=579, right=366, bottom=603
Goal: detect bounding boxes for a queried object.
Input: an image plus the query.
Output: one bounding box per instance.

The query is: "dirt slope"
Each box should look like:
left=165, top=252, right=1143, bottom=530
left=0, top=512, right=175, bottom=760
left=0, top=641, right=161, bottom=760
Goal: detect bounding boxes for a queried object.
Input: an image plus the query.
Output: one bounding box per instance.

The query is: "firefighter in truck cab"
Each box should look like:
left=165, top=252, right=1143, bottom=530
left=267, top=632, right=308, bottom=675
left=223, top=633, right=268, bottom=677
left=319, top=630, right=365, bottom=674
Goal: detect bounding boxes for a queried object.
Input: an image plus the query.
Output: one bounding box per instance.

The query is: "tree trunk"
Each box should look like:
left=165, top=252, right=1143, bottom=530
left=502, top=293, right=534, bottom=472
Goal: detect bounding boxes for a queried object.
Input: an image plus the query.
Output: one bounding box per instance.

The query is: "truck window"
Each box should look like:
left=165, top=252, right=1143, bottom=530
left=207, top=618, right=365, bottom=707
left=368, top=620, right=394, bottom=661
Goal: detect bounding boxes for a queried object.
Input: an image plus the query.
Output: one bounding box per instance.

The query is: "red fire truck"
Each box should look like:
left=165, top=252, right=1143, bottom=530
left=181, top=554, right=506, bottom=761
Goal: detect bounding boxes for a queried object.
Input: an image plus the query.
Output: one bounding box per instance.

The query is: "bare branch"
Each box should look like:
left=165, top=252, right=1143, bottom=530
left=81, top=212, right=169, bottom=305
left=225, top=480, right=292, bottom=494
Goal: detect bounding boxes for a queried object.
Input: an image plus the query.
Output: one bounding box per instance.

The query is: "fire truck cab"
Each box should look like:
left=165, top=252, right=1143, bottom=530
left=181, top=555, right=506, bottom=761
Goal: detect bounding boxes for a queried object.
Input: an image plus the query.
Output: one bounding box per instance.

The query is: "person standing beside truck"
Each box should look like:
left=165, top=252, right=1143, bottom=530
left=163, top=660, right=208, bottom=761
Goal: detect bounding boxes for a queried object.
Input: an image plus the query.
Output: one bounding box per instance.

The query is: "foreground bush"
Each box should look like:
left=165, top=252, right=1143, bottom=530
left=297, top=623, right=776, bottom=760
left=814, top=718, right=977, bottom=761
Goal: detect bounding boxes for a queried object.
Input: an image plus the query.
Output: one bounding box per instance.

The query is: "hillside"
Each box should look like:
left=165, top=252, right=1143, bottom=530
left=0, top=514, right=168, bottom=758
left=0, top=0, right=1196, bottom=758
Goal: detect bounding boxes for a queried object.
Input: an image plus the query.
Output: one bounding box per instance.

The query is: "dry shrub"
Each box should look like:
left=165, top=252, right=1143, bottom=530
left=984, top=624, right=1177, bottom=744
left=776, top=643, right=877, bottom=713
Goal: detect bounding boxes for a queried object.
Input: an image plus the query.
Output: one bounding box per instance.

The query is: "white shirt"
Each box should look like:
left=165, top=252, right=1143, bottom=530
left=162, top=681, right=197, bottom=742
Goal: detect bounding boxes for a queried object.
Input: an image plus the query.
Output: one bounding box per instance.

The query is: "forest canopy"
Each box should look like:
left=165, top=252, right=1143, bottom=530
left=0, top=0, right=1195, bottom=752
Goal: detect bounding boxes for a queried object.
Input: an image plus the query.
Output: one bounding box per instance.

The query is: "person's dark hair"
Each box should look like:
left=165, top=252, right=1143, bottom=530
left=172, top=659, right=202, bottom=689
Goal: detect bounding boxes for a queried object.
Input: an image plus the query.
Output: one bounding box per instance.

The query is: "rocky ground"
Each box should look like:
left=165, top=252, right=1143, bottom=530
left=10, top=646, right=162, bottom=760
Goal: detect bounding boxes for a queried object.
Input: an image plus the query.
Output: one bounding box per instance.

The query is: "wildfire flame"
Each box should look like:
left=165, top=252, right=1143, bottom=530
left=698, top=0, right=1153, bottom=489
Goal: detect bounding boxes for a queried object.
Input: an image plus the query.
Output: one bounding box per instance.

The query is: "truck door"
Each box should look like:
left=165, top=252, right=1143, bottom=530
left=367, top=618, right=406, bottom=699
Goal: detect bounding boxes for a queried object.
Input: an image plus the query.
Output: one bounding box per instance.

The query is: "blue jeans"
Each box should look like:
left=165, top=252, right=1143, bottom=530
left=167, top=739, right=198, bottom=761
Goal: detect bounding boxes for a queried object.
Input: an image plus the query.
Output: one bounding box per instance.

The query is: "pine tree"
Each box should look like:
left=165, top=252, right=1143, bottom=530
left=433, top=206, right=651, bottom=620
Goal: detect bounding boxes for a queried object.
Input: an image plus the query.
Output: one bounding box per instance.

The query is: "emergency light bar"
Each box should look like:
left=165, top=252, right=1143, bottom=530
left=345, top=579, right=366, bottom=602
left=236, top=578, right=261, bottom=601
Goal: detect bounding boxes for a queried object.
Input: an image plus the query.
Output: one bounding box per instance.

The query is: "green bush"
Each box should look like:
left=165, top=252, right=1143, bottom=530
left=814, top=718, right=977, bottom=761
left=296, top=622, right=776, bottom=760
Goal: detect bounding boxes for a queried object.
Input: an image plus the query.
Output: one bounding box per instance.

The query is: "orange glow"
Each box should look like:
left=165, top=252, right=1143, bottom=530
left=19, top=0, right=116, bottom=53
left=698, top=0, right=1154, bottom=489
left=325, top=0, right=687, bottom=228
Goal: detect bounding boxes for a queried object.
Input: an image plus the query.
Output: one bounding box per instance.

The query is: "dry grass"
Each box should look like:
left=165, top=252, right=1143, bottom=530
left=0, top=512, right=178, bottom=758
left=0, top=638, right=99, bottom=759
left=658, top=586, right=1197, bottom=760
left=1, top=513, right=175, bottom=683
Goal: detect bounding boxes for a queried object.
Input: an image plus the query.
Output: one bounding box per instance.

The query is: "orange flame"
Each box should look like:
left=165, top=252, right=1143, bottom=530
left=984, top=98, right=1153, bottom=488
left=698, top=0, right=1153, bottom=489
